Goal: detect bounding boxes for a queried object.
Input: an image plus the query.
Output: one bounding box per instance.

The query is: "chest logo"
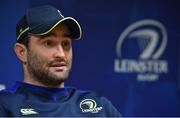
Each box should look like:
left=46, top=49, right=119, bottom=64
left=20, top=108, right=38, bottom=115
left=80, top=99, right=103, bottom=113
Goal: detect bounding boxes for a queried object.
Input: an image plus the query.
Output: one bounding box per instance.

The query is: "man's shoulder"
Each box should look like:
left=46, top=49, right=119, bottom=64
left=0, top=88, right=18, bottom=100
left=0, top=90, right=17, bottom=106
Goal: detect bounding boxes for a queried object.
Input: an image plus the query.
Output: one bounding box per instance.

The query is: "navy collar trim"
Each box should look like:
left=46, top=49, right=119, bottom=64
left=16, top=81, right=68, bottom=93
left=14, top=81, right=71, bottom=101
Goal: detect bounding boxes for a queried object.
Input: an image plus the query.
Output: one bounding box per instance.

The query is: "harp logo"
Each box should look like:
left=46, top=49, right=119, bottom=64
left=80, top=99, right=102, bottom=113
left=114, top=19, right=168, bottom=81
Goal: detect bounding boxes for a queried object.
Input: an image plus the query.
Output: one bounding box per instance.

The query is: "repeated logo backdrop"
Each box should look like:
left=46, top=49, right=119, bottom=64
left=0, top=0, right=179, bottom=116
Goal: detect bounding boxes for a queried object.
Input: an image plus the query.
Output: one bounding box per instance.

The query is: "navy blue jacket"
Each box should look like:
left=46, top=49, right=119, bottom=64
left=0, top=82, right=121, bottom=117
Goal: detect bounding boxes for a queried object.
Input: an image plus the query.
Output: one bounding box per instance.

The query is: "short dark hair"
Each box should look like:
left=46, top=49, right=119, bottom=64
left=16, top=36, right=30, bottom=48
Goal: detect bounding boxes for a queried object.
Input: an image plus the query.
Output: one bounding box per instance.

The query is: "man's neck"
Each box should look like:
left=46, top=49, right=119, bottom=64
left=23, top=79, right=65, bottom=88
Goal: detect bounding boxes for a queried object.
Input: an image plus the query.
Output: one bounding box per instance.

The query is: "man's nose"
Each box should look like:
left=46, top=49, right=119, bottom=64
left=54, top=45, right=65, bottom=58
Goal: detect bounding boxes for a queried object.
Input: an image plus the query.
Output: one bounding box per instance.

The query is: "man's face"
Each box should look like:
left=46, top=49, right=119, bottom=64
left=26, top=23, right=72, bottom=87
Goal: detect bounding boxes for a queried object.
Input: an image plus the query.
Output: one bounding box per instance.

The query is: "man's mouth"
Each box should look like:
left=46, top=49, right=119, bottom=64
left=50, top=62, right=67, bottom=71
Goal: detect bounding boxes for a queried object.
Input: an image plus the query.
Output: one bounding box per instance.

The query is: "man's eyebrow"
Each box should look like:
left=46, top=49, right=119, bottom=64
left=40, top=32, right=72, bottom=38
left=63, top=32, right=72, bottom=38
left=40, top=32, right=56, bottom=38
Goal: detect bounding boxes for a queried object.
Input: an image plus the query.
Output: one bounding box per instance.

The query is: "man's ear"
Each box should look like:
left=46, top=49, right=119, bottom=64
left=14, top=43, right=27, bottom=64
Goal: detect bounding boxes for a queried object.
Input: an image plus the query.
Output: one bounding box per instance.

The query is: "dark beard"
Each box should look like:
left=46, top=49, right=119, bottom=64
left=26, top=50, right=71, bottom=87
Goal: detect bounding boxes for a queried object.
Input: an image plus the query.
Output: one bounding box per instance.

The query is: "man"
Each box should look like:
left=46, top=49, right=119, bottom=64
left=0, top=5, right=121, bottom=117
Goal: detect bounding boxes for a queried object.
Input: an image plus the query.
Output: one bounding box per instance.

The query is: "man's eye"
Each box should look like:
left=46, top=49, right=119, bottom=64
left=62, top=41, right=71, bottom=49
left=44, top=41, right=53, bottom=46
